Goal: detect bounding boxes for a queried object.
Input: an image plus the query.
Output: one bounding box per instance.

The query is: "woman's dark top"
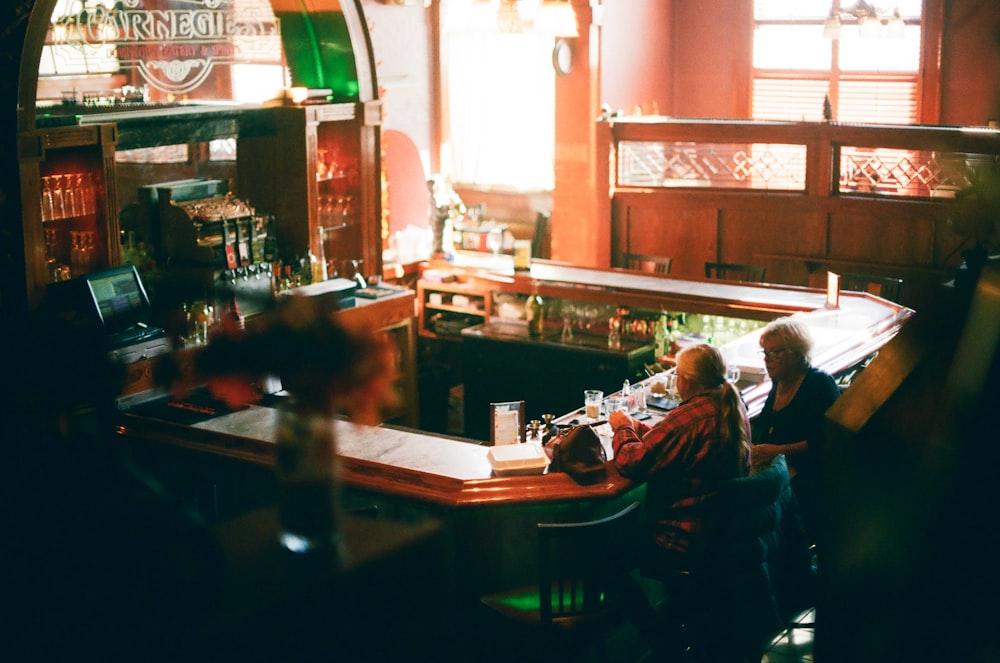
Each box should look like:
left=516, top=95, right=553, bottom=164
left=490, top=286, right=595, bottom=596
left=752, top=366, right=840, bottom=477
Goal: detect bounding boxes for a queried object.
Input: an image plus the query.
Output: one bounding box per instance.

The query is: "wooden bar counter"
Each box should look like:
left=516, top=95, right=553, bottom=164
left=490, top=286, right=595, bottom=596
left=116, top=263, right=915, bottom=600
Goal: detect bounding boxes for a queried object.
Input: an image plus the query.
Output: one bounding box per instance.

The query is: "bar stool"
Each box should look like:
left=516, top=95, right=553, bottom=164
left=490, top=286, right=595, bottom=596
left=624, top=253, right=672, bottom=275
left=840, top=273, right=903, bottom=303
left=704, top=261, right=767, bottom=283
left=479, top=502, right=642, bottom=662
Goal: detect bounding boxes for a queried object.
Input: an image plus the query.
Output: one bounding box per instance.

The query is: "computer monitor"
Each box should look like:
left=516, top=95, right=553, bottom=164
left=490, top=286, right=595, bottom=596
left=84, top=264, right=153, bottom=334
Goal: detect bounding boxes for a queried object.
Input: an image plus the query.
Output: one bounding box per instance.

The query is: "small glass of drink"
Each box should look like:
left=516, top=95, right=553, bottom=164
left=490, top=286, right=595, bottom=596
left=584, top=389, right=603, bottom=421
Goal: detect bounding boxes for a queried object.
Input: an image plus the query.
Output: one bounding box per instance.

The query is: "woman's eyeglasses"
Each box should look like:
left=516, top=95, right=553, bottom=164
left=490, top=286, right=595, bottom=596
left=759, top=347, right=791, bottom=360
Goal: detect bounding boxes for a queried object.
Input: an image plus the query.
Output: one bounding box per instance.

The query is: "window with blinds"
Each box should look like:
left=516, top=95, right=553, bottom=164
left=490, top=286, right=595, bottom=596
left=752, top=0, right=923, bottom=124
left=441, top=3, right=556, bottom=191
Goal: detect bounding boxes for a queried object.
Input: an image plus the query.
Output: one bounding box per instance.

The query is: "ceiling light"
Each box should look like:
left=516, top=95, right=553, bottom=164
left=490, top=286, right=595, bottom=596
left=496, top=0, right=523, bottom=34
left=823, top=6, right=841, bottom=39
left=887, top=6, right=905, bottom=38
left=535, top=0, right=578, bottom=38
left=824, top=2, right=906, bottom=40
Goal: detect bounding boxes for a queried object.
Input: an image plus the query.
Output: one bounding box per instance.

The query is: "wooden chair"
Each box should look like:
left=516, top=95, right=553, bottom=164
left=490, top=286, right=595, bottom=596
left=532, top=210, right=552, bottom=260
left=704, top=261, right=767, bottom=283
left=480, top=502, right=642, bottom=662
left=624, top=253, right=672, bottom=275
left=839, top=273, right=903, bottom=303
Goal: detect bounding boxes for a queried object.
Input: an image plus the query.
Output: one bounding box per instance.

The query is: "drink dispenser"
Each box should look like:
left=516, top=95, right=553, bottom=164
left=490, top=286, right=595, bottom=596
left=147, top=178, right=274, bottom=316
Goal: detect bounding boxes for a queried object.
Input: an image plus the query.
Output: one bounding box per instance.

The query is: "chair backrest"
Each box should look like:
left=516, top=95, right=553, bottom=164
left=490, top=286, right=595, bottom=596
left=713, top=456, right=813, bottom=592
left=624, top=253, right=672, bottom=275
left=704, top=262, right=767, bottom=283
left=839, top=273, right=903, bottom=303
left=532, top=210, right=551, bottom=260
left=537, top=501, right=642, bottom=625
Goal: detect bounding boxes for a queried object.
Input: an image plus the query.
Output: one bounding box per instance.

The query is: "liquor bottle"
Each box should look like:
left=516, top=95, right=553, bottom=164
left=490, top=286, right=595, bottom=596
left=526, top=284, right=544, bottom=337
left=310, top=249, right=326, bottom=284
left=666, top=317, right=681, bottom=356
left=654, top=313, right=667, bottom=358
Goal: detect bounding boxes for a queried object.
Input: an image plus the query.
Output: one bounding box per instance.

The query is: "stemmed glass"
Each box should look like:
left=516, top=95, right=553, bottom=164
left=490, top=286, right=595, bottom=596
left=51, top=174, right=66, bottom=220
left=486, top=227, right=503, bottom=258
left=40, top=176, right=55, bottom=221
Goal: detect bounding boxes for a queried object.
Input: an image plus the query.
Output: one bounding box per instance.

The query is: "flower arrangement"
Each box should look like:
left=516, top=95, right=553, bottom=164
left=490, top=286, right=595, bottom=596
left=158, top=293, right=399, bottom=424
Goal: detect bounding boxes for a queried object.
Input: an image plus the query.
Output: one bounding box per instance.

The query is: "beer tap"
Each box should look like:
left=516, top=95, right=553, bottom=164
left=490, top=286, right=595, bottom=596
left=351, top=259, right=367, bottom=289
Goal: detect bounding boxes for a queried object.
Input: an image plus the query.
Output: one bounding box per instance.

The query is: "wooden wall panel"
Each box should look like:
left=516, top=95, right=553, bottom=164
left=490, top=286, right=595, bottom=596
left=828, top=211, right=936, bottom=266
left=720, top=206, right=827, bottom=285
left=615, top=199, right=717, bottom=278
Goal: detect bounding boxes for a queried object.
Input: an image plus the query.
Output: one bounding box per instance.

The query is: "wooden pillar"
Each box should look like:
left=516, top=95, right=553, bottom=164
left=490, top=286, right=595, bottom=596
left=551, top=1, right=608, bottom=268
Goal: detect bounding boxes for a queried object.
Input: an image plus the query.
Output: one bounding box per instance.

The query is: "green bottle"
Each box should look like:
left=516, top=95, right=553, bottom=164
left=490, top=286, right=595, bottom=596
left=526, top=285, right=544, bottom=337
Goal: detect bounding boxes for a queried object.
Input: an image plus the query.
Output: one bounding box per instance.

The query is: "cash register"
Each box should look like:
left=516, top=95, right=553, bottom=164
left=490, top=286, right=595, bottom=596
left=47, top=264, right=172, bottom=408
left=84, top=265, right=166, bottom=350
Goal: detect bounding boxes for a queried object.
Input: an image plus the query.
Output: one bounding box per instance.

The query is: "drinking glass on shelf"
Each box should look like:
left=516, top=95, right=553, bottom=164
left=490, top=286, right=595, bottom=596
left=725, top=364, right=741, bottom=384
left=561, top=315, right=574, bottom=342
left=69, top=231, right=81, bottom=272
left=40, top=176, right=55, bottom=221
left=74, top=173, right=88, bottom=215
left=63, top=172, right=79, bottom=218
left=81, top=231, right=96, bottom=271
left=51, top=174, right=66, bottom=220
left=486, top=227, right=503, bottom=257
left=82, top=172, right=97, bottom=215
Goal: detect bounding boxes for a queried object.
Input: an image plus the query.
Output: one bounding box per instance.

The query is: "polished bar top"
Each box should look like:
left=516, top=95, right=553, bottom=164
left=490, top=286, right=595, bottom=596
left=118, top=264, right=913, bottom=510
left=119, top=406, right=634, bottom=507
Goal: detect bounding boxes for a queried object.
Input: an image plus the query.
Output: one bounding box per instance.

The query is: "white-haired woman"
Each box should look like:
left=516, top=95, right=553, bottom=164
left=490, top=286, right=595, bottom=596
left=753, top=316, right=840, bottom=536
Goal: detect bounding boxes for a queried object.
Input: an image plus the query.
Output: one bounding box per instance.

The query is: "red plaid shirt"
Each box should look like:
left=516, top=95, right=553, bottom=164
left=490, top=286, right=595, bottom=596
left=612, top=388, right=751, bottom=559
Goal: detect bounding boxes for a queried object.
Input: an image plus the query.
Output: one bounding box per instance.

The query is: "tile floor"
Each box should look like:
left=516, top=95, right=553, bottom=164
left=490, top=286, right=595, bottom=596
left=761, top=609, right=814, bottom=662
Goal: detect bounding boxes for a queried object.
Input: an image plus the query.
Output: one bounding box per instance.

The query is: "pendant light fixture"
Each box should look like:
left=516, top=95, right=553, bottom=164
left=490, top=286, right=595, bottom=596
left=823, top=2, right=906, bottom=40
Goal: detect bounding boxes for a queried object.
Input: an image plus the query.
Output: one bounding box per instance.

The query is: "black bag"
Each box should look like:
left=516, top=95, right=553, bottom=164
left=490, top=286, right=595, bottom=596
left=547, top=425, right=608, bottom=485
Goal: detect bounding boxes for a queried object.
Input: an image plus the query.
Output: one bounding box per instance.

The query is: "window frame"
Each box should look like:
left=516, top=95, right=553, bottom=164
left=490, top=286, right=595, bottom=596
left=436, top=2, right=558, bottom=193
left=750, top=0, right=941, bottom=125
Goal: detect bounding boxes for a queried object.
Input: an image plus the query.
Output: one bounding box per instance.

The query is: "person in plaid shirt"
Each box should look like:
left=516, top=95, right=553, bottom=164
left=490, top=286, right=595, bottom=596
left=609, top=343, right=752, bottom=570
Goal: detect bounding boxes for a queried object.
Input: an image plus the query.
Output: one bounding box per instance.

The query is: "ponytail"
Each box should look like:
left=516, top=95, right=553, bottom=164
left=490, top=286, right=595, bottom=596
left=677, top=343, right=751, bottom=472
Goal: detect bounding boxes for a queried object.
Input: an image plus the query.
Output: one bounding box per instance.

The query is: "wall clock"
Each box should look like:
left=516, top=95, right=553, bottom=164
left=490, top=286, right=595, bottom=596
left=552, top=39, right=573, bottom=75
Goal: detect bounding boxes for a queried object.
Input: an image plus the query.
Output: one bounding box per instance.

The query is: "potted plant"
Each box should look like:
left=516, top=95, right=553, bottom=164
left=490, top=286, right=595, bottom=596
left=948, top=159, right=1000, bottom=288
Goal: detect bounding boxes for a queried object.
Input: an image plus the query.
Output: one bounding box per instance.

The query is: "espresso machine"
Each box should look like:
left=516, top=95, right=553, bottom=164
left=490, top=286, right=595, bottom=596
left=143, top=178, right=275, bottom=316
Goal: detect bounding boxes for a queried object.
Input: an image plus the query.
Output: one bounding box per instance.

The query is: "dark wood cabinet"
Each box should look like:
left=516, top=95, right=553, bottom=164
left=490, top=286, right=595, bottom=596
left=461, top=321, right=654, bottom=442
left=17, top=123, right=120, bottom=308
left=236, top=102, right=382, bottom=285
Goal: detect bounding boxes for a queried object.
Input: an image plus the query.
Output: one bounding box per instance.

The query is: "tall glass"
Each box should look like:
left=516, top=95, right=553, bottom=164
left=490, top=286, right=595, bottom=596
left=486, top=227, right=503, bottom=257
left=584, top=389, right=603, bottom=421
left=40, top=176, right=54, bottom=221
left=275, top=404, right=342, bottom=556
left=51, top=174, right=66, bottom=220
left=63, top=172, right=79, bottom=218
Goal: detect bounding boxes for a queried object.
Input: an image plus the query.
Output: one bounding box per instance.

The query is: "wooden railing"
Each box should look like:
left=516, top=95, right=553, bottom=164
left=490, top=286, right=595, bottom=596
left=601, top=118, right=1000, bottom=306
